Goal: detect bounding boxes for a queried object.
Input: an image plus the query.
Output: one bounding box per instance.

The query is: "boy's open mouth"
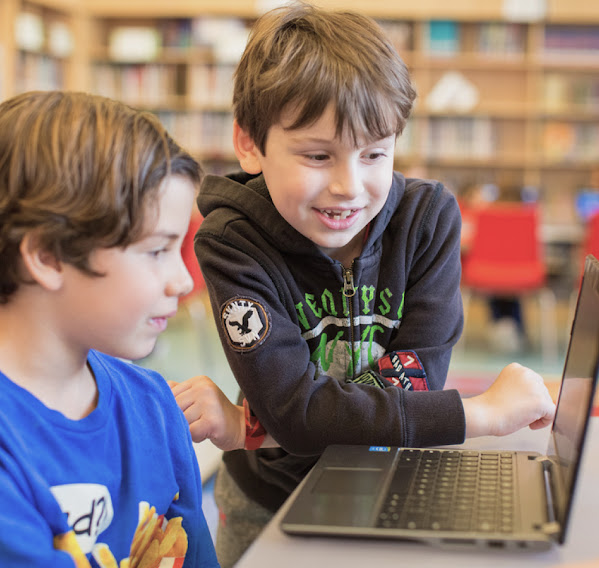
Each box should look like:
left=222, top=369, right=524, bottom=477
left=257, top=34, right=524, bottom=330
left=319, top=209, right=357, bottom=220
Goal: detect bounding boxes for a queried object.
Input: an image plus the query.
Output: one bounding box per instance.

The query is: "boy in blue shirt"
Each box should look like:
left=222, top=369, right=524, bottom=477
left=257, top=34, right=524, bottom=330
left=0, top=91, right=219, bottom=568
left=171, top=4, right=555, bottom=566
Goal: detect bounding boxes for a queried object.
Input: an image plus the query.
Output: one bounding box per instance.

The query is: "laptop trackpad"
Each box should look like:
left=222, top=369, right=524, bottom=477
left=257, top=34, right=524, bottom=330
left=293, top=467, right=383, bottom=527
left=314, top=467, right=383, bottom=495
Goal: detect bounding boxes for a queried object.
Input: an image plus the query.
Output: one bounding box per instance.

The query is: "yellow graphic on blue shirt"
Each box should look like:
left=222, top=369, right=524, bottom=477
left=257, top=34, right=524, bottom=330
left=53, top=499, right=188, bottom=568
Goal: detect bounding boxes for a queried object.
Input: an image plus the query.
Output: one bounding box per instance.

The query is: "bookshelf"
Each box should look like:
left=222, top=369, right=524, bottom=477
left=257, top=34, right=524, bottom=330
left=83, top=11, right=251, bottom=172
left=1, top=0, right=598, bottom=233
left=0, top=0, right=82, bottom=98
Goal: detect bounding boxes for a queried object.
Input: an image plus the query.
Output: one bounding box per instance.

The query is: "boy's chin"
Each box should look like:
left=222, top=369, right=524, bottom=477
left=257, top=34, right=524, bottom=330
left=104, top=341, right=158, bottom=363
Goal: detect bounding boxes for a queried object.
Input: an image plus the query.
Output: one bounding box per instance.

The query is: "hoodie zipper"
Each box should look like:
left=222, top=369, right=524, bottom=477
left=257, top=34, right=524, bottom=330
left=342, top=263, right=356, bottom=378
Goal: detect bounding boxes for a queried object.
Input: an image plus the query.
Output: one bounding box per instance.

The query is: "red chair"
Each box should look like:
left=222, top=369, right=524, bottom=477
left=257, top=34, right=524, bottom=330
left=581, top=211, right=599, bottom=262
left=178, top=211, right=211, bottom=330
left=180, top=212, right=205, bottom=302
left=459, top=203, right=558, bottom=364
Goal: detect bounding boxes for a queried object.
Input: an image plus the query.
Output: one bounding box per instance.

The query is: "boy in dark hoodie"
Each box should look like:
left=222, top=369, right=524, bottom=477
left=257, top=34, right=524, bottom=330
left=171, top=4, right=555, bottom=566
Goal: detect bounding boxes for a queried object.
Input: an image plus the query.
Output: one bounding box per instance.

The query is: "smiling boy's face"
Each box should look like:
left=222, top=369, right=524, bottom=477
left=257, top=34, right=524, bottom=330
left=236, top=103, right=396, bottom=266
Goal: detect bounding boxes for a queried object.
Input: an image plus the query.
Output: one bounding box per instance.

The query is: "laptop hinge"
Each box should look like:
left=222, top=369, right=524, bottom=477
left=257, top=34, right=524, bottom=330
left=535, top=455, right=561, bottom=538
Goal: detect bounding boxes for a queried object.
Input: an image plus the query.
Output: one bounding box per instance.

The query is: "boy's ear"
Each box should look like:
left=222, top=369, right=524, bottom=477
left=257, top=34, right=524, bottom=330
left=19, top=233, right=64, bottom=291
left=232, top=120, right=263, bottom=175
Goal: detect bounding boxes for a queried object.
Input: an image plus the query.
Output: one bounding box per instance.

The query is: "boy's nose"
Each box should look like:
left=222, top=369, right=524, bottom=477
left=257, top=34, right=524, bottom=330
left=168, top=258, right=194, bottom=298
left=329, top=164, right=362, bottom=199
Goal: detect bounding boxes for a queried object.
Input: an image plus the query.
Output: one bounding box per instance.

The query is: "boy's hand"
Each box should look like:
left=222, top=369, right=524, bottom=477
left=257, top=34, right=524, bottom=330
left=462, top=363, right=556, bottom=439
left=168, top=376, right=245, bottom=451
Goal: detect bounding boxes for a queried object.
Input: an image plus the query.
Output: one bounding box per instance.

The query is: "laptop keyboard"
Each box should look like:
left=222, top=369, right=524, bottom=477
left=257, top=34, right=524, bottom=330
left=377, top=449, right=515, bottom=533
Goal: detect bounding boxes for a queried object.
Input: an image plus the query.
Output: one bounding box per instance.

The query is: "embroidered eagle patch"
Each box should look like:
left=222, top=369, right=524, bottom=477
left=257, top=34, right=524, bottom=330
left=221, top=297, right=270, bottom=351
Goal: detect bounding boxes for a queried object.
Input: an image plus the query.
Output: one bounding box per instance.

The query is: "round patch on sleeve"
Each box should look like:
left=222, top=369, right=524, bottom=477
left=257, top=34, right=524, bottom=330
left=221, top=297, right=270, bottom=351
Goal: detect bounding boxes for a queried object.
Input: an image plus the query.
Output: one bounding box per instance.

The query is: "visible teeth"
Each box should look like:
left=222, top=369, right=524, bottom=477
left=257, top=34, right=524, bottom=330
left=322, top=209, right=353, bottom=220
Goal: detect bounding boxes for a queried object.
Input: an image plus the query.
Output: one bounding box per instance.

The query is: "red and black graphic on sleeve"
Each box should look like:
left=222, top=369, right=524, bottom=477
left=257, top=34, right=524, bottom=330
left=376, top=350, right=429, bottom=391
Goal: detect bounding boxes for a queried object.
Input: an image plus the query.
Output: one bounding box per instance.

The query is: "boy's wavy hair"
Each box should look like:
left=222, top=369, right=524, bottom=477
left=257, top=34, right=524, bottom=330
left=0, top=90, right=202, bottom=304
left=233, top=2, right=417, bottom=154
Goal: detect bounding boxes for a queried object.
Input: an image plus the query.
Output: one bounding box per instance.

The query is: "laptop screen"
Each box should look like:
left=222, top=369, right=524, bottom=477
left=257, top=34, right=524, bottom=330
left=548, top=255, right=599, bottom=542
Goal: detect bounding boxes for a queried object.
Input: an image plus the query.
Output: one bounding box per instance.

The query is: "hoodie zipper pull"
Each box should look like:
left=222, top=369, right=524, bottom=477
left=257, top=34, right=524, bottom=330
left=342, top=266, right=356, bottom=298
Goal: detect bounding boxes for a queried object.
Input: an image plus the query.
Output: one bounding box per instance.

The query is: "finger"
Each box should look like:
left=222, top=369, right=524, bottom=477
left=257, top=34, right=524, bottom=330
left=169, top=380, right=191, bottom=397
left=529, top=416, right=554, bottom=430
left=189, top=419, right=210, bottom=443
left=170, top=381, right=204, bottom=412
left=183, top=399, right=214, bottom=425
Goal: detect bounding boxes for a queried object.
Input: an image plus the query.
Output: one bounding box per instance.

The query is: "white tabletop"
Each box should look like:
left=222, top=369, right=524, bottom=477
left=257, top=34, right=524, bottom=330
left=238, top=419, right=599, bottom=568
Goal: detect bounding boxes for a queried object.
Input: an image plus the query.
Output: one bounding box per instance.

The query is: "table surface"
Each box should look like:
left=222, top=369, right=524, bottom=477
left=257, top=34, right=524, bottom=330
left=238, top=420, right=599, bottom=568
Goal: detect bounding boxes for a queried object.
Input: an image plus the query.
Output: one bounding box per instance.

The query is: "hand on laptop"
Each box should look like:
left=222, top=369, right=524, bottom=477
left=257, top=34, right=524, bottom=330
left=169, top=376, right=245, bottom=450
left=461, top=362, right=556, bottom=438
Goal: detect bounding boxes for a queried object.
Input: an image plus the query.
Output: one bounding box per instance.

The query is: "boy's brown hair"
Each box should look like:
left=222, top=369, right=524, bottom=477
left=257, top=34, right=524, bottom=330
left=233, top=1, right=417, bottom=155
left=0, top=90, right=202, bottom=304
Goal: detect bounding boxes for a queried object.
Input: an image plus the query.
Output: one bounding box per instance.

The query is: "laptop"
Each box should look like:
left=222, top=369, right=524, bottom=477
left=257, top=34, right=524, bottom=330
left=281, top=254, right=599, bottom=552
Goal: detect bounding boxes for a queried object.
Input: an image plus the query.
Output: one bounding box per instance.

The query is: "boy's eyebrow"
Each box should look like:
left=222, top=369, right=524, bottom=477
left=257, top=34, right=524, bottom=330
left=143, top=231, right=181, bottom=241
left=288, top=134, right=395, bottom=148
left=287, top=134, right=335, bottom=144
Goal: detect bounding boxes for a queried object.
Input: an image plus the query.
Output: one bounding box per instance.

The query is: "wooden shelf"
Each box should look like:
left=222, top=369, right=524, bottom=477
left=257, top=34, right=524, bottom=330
left=320, top=0, right=511, bottom=21
left=83, top=0, right=256, bottom=18
left=547, top=0, right=599, bottom=23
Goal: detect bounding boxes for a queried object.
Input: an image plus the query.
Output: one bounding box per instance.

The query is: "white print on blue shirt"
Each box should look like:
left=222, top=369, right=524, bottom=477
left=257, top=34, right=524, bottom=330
left=50, top=483, right=114, bottom=554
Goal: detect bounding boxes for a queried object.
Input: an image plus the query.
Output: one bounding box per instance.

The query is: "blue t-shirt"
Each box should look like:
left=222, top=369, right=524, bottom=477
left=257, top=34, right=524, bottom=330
left=0, top=350, right=219, bottom=568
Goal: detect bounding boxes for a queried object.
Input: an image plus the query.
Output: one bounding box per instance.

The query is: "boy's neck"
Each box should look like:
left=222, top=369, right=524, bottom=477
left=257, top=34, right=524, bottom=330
left=321, top=224, right=369, bottom=267
left=0, top=301, right=99, bottom=420
left=0, top=351, right=98, bottom=420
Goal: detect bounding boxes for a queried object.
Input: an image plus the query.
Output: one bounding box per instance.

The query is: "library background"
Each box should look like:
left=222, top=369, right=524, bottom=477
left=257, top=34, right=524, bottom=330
left=1, top=0, right=599, bottom=525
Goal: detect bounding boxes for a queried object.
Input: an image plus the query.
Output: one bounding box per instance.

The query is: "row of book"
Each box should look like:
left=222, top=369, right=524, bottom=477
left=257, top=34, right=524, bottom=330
left=423, top=118, right=598, bottom=164
left=476, top=23, right=526, bottom=57
left=155, top=111, right=235, bottom=158
left=14, top=52, right=64, bottom=93
left=418, top=21, right=599, bottom=59
left=101, top=20, right=599, bottom=66
left=158, top=17, right=250, bottom=50
left=111, top=19, right=597, bottom=62
left=422, top=21, right=526, bottom=56
left=108, top=17, right=250, bottom=64
left=542, top=25, right=599, bottom=58
left=543, top=74, right=599, bottom=113
left=187, top=64, right=235, bottom=107
left=543, top=122, right=599, bottom=163
left=91, top=62, right=237, bottom=108
left=375, top=118, right=597, bottom=165
left=424, top=117, right=497, bottom=159
left=14, top=9, right=599, bottom=65
left=91, top=63, right=183, bottom=107
left=116, top=18, right=599, bottom=58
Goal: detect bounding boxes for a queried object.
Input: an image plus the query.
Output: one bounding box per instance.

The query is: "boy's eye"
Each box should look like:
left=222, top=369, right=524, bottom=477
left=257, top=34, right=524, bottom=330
left=364, top=151, right=386, bottom=160
left=306, top=153, right=329, bottom=162
left=149, top=248, right=168, bottom=258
